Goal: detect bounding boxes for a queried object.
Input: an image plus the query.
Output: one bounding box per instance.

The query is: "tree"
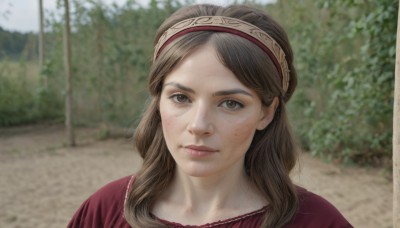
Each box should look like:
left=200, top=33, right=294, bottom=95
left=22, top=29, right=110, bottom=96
left=63, top=0, right=75, bottom=146
left=393, top=1, right=400, bottom=226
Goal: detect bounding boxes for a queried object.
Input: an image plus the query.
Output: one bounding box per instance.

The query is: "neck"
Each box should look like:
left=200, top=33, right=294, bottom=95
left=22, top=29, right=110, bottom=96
left=152, top=164, right=268, bottom=225
left=166, top=164, right=266, bottom=214
left=178, top=168, right=246, bottom=209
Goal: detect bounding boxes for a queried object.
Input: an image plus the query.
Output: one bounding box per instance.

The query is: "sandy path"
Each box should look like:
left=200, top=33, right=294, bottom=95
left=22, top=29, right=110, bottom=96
left=0, top=125, right=393, bottom=228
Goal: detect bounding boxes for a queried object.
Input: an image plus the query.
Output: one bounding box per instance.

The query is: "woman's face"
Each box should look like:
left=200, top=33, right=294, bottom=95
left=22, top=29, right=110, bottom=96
left=159, top=44, right=276, bottom=178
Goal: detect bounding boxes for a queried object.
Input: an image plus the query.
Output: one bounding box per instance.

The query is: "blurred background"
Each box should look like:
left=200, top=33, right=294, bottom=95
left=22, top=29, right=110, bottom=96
left=0, top=0, right=398, bottom=227
left=0, top=0, right=396, bottom=166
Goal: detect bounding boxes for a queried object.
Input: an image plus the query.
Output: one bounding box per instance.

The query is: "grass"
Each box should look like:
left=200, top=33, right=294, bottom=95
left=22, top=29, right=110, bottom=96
left=0, top=60, right=40, bottom=85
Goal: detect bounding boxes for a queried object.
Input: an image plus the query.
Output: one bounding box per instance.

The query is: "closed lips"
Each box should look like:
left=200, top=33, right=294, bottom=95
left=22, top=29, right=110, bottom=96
left=184, top=145, right=218, bottom=152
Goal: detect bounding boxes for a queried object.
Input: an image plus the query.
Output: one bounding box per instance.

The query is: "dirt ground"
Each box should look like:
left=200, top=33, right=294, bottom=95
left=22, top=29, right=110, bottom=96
left=0, top=124, right=393, bottom=228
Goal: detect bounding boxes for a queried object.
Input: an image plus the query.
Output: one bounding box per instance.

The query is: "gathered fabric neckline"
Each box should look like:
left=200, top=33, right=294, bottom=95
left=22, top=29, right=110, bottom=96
left=152, top=205, right=270, bottom=227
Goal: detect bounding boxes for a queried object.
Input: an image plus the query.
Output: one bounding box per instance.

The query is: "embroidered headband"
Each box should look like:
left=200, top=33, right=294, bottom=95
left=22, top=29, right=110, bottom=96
left=153, top=16, right=290, bottom=93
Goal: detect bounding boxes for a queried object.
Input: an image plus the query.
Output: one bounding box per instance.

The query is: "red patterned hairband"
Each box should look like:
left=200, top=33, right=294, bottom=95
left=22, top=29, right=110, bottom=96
left=153, top=16, right=290, bottom=93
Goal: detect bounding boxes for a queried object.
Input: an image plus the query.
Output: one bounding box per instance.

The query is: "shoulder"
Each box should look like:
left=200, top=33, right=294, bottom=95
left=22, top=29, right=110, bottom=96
left=68, top=175, right=135, bottom=228
left=286, top=186, right=353, bottom=228
left=87, top=175, right=134, bottom=206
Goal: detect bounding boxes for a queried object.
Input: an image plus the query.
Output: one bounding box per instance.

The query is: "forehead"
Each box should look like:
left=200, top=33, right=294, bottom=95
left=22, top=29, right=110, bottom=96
left=163, top=44, right=247, bottom=89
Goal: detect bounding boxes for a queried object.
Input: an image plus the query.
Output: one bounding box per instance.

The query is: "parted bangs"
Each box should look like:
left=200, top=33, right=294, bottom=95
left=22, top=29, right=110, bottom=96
left=149, top=31, right=213, bottom=96
left=149, top=31, right=282, bottom=107
left=210, top=32, right=282, bottom=106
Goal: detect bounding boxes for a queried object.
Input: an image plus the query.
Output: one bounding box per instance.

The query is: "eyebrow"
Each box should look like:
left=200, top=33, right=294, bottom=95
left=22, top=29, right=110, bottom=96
left=164, top=82, right=253, bottom=97
left=213, top=89, right=253, bottom=97
left=164, top=82, right=194, bottom=93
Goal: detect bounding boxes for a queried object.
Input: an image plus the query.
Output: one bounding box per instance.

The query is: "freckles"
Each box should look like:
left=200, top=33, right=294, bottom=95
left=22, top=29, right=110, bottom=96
left=161, top=110, right=184, bottom=131
left=228, top=117, right=258, bottom=139
left=231, top=125, right=253, bottom=141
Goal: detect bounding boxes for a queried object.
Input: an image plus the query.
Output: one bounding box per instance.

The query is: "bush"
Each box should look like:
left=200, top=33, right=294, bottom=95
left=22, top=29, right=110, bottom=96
left=268, top=0, right=396, bottom=165
left=0, top=60, right=63, bottom=126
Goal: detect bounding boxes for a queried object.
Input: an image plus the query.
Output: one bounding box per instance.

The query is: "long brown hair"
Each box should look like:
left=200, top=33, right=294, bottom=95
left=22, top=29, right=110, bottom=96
left=125, top=4, right=299, bottom=228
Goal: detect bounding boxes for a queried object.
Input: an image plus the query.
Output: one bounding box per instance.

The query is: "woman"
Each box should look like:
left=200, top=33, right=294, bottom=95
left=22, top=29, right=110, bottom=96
left=69, top=4, right=352, bottom=228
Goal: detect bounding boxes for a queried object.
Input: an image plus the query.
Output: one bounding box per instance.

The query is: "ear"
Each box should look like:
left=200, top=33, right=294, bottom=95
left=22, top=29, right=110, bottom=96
left=256, top=97, right=279, bottom=130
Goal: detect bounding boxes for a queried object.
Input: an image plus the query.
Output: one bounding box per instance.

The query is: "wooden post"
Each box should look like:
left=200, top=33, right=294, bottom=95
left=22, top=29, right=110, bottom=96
left=63, top=0, right=75, bottom=147
left=38, top=0, right=46, bottom=87
left=393, top=1, right=400, bottom=227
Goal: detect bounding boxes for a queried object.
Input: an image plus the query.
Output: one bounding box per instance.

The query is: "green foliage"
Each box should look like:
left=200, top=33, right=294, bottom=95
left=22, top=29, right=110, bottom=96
left=0, top=61, right=62, bottom=126
left=0, top=61, right=35, bottom=125
left=1, top=0, right=183, bottom=128
left=0, top=27, right=34, bottom=59
left=0, top=0, right=396, bottom=165
left=45, top=0, right=183, bottom=127
left=268, top=0, right=397, bottom=164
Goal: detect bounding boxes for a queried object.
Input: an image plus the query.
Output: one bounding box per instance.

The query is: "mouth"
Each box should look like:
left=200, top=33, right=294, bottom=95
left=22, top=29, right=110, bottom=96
left=183, top=145, right=218, bottom=157
left=185, top=145, right=218, bottom=152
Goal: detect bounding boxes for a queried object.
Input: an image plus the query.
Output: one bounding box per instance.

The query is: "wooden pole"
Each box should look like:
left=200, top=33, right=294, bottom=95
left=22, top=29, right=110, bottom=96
left=38, top=0, right=46, bottom=87
left=38, top=0, right=44, bottom=61
left=393, top=1, right=400, bottom=227
left=63, top=0, right=75, bottom=147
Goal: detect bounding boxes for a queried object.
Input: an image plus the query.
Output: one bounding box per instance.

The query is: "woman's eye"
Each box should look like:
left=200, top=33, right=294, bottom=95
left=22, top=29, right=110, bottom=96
left=220, top=100, right=244, bottom=110
left=170, top=94, right=190, bottom=103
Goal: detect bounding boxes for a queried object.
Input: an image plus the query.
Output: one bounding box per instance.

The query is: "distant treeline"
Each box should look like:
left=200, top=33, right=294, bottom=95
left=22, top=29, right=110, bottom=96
left=0, top=27, right=38, bottom=60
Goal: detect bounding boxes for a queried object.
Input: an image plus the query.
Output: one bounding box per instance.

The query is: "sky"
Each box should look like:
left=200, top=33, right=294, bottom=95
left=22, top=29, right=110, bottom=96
left=0, top=0, right=276, bottom=33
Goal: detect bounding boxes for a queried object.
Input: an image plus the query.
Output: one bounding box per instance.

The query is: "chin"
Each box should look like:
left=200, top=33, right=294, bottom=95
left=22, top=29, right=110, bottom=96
left=179, top=164, right=218, bottom=178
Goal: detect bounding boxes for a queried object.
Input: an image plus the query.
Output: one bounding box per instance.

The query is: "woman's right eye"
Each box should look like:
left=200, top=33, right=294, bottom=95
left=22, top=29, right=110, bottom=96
left=170, top=94, right=190, bottom=104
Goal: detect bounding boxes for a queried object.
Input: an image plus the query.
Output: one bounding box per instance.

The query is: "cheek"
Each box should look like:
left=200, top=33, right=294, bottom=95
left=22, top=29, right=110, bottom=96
left=228, top=119, right=257, bottom=144
left=160, top=102, right=182, bottom=136
left=160, top=112, right=172, bottom=128
left=160, top=109, right=175, bottom=150
left=160, top=109, right=173, bottom=133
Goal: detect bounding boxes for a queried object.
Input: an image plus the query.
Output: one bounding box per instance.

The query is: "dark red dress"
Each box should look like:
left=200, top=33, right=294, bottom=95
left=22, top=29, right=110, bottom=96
left=68, top=176, right=353, bottom=228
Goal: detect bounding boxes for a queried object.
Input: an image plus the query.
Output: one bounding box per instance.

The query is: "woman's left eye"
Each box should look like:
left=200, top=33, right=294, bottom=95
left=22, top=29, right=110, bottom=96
left=220, top=100, right=244, bottom=110
left=170, top=94, right=190, bottom=104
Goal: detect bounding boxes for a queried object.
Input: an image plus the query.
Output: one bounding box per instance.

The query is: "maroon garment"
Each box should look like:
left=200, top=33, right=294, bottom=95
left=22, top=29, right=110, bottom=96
left=68, top=176, right=353, bottom=228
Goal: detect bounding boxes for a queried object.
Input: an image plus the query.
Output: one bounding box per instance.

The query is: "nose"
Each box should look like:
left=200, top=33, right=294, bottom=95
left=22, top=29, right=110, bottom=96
left=187, top=103, right=214, bottom=136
